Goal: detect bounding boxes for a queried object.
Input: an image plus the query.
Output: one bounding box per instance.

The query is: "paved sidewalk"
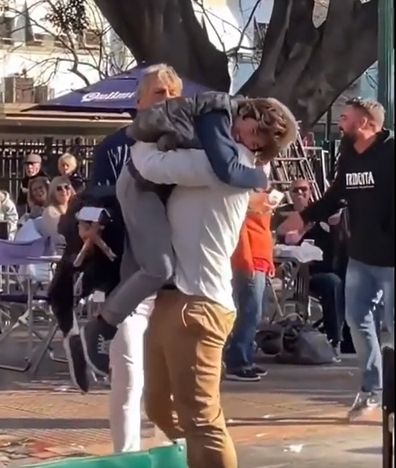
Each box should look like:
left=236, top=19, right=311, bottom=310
left=0, top=354, right=382, bottom=467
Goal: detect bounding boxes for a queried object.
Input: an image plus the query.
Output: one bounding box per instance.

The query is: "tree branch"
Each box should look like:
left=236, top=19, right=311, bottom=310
left=239, top=0, right=378, bottom=128
left=226, top=0, right=261, bottom=56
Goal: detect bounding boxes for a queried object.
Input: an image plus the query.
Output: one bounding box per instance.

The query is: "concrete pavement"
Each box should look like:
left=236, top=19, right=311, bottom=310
left=0, top=347, right=382, bottom=467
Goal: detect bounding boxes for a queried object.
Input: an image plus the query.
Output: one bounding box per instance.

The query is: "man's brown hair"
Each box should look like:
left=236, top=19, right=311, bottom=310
left=345, top=97, right=385, bottom=128
left=237, top=97, right=299, bottom=162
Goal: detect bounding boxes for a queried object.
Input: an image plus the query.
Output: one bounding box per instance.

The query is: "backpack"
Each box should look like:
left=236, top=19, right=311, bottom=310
left=256, top=314, right=336, bottom=365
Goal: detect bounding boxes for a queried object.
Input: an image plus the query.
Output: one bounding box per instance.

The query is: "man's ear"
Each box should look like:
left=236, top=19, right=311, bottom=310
left=360, top=116, right=369, bottom=129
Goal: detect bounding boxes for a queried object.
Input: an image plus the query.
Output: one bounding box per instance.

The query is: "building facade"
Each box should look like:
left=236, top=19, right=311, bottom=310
left=0, top=0, right=132, bottom=104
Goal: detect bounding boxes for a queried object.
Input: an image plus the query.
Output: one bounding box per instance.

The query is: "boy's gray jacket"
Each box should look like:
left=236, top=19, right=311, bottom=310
left=128, top=92, right=239, bottom=150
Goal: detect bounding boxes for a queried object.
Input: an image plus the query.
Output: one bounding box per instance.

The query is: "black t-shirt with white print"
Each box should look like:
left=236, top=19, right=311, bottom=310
left=301, top=130, right=394, bottom=267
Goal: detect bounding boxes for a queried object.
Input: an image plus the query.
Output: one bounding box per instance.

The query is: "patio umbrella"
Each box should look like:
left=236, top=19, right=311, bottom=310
left=29, top=65, right=209, bottom=114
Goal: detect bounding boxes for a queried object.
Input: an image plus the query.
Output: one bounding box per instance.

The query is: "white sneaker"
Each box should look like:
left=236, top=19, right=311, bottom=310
left=347, top=392, right=380, bottom=421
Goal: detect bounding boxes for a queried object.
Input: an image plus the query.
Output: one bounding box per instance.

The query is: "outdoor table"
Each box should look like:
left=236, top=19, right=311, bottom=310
left=273, top=242, right=323, bottom=320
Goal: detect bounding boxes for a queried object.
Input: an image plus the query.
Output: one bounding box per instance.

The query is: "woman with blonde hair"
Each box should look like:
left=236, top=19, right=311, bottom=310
left=40, top=176, right=75, bottom=239
left=58, top=153, right=85, bottom=192
left=18, top=176, right=50, bottom=225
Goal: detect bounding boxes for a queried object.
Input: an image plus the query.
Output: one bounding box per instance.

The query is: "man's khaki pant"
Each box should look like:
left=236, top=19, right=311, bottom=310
left=144, top=290, right=237, bottom=468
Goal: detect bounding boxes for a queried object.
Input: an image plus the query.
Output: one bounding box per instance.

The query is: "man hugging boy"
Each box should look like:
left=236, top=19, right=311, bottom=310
left=80, top=90, right=299, bottom=377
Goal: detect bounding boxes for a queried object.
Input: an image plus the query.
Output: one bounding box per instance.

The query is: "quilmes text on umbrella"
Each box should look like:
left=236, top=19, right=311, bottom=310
left=81, top=91, right=136, bottom=103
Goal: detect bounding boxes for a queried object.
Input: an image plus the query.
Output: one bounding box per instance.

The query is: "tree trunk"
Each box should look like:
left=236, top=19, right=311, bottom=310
left=94, top=0, right=378, bottom=129
left=94, top=0, right=230, bottom=91
left=239, top=0, right=378, bottom=129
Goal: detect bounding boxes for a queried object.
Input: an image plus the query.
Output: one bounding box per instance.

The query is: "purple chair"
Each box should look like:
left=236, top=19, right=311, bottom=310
left=0, top=237, right=52, bottom=266
left=0, top=237, right=63, bottom=374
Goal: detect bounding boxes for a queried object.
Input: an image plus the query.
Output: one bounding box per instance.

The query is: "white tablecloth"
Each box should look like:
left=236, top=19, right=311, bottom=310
left=274, top=242, right=323, bottom=264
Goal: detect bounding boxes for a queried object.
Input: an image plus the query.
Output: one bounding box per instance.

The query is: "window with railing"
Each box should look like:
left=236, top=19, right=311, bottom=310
left=0, top=14, right=14, bottom=44
left=78, top=29, right=101, bottom=50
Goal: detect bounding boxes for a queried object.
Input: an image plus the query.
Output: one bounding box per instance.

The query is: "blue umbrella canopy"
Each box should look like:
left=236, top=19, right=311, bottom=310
left=31, top=65, right=209, bottom=114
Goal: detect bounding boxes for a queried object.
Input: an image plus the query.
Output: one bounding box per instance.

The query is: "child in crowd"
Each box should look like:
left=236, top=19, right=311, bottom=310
left=227, top=188, right=277, bottom=381
left=81, top=90, right=299, bottom=376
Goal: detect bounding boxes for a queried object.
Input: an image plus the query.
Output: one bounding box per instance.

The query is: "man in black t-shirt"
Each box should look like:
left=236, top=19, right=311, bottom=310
left=279, top=99, right=394, bottom=420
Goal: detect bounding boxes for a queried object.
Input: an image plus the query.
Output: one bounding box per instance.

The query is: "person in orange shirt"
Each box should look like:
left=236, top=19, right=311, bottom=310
left=226, top=190, right=276, bottom=382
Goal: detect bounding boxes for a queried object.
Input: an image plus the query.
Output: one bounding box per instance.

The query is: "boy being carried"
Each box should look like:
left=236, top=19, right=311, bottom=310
left=80, top=90, right=298, bottom=377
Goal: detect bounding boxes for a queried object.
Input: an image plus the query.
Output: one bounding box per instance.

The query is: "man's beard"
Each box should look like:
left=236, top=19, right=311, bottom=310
left=340, top=132, right=357, bottom=146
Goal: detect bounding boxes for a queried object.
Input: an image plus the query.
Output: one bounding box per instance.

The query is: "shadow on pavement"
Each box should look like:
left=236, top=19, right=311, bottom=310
left=227, top=416, right=380, bottom=427
left=0, top=417, right=109, bottom=430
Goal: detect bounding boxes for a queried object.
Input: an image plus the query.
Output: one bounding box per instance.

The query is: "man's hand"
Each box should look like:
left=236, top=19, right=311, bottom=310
left=284, top=230, right=303, bottom=245
left=157, top=134, right=178, bottom=152
left=78, top=221, right=103, bottom=242
left=328, top=212, right=342, bottom=226
left=74, top=221, right=116, bottom=268
left=277, top=211, right=304, bottom=235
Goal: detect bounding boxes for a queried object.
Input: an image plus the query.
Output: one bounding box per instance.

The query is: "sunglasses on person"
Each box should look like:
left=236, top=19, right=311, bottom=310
left=56, top=184, right=71, bottom=192
left=292, top=186, right=309, bottom=194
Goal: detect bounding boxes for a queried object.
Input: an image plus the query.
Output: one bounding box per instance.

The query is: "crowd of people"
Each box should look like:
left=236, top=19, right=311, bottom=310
left=0, top=63, right=394, bottom=468
left=0, top=152, right=84, bottom=246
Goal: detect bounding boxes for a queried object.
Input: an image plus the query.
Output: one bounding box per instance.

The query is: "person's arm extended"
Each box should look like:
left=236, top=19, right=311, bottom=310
left=131, top=142, right=218, bottom=187
left=301, top=154, right=347, bottom=224
left=195, top=111, right=268, bottom=189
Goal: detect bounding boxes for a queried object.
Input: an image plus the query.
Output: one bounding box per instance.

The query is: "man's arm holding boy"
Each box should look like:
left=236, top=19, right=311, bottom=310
left=129, top=95, right=299, bottom=191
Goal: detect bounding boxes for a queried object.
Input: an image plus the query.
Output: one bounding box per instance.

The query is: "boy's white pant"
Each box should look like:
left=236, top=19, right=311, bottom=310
left=109, top=298, right=155, bottom=453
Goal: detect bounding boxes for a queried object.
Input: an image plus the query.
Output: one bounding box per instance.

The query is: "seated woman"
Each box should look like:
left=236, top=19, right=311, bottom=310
left=273, top=178, right=347, bottom=360
left=19, top=177, right=50, bottom=225
left=40, top=176, right=75, bottom=242
left=58, top=153, right=85, bottom=192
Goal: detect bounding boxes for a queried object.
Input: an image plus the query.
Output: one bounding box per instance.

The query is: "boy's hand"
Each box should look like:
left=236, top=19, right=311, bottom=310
left=268, top=263, right=276, bottom=278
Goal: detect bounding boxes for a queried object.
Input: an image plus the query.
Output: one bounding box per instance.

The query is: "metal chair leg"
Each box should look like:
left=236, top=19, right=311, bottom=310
left=30, top=323, right=59, bottom=377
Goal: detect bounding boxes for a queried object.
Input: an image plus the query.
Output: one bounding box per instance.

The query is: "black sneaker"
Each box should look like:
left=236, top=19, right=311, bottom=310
left=226, top=369, right=261, bottom=382
left=81, top=316, right=116, bottom=377
left=251, top=365, right=268, bottom=377
left=64, top=333, right=90, bottom=393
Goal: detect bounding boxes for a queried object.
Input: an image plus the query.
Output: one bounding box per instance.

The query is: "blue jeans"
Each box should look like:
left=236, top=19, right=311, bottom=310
left=226, top=271, right=266, bottom=371
left=310, top=272, right=345, bottom=344
left=345, top=258, right=394, bottom=394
